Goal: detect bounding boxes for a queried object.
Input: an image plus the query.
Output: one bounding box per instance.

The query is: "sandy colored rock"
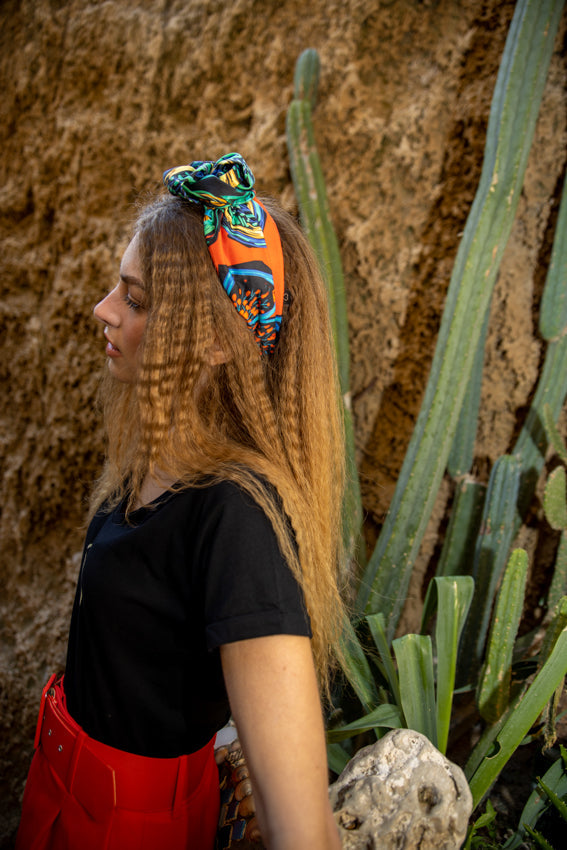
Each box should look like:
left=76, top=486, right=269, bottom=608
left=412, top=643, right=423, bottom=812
left=330, top=730, right=472, bottom=849
left=1, top=0, right=566, bottom=845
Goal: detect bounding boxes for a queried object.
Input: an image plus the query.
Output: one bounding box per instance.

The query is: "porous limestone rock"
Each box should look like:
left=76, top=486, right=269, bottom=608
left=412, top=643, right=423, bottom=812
left=329, top=729, right=472, bottom=849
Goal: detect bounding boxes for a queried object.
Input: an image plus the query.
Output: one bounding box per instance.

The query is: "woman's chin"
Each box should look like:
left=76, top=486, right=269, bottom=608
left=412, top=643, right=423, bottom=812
left=107, top=359, right=135, bottom=383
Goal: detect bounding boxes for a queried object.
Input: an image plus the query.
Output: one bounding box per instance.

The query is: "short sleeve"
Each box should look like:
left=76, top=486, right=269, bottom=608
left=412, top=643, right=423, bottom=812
left=198, top=483, right=312, bottom=650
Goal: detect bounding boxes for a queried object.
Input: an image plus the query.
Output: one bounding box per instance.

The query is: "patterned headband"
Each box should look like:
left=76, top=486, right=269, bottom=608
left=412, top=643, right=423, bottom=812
left=163, top=153, right=284, bottom=355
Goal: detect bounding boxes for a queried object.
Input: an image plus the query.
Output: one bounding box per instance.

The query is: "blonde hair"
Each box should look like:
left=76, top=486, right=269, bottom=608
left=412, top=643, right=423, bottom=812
left=91, top=192, right=346, bottom=694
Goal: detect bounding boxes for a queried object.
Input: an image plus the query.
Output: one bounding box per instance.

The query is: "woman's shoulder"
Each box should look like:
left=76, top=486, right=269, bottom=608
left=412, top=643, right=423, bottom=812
left=189, top=475, right=277, bottom=514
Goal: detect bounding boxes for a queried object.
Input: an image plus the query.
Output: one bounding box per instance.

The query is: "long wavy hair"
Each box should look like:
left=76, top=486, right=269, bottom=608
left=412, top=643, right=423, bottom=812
left=90, top=192, right=347, bottom=693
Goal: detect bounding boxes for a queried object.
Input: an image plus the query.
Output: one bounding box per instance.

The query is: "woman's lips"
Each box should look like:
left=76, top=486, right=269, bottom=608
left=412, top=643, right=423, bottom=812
left=105, top=337, right=121, bottom=357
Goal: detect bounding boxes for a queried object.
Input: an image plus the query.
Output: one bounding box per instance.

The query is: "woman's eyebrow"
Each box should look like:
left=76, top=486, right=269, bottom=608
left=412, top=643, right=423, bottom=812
left=120, top=273, right=145, bottom=289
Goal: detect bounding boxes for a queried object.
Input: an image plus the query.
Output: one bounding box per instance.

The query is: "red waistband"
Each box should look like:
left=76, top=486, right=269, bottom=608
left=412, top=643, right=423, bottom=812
left=34, top=674, right=215, bottom=819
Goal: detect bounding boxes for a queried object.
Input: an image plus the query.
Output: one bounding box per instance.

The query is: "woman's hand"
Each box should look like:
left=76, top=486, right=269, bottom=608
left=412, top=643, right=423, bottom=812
left=220, top=634, right=341, bottom=850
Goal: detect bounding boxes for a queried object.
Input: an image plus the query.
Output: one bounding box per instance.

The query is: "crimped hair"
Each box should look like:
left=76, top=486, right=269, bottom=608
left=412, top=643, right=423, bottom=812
left=90, top=192, right=347, bottom=695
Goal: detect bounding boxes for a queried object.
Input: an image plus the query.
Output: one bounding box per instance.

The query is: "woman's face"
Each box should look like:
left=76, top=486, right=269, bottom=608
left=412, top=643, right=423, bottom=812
left=93, top=234, right=147, bottom=383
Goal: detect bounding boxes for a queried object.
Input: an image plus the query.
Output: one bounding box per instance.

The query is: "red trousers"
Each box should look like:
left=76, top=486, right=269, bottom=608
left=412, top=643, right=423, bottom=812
left=16, top=676, right=220, bottom=850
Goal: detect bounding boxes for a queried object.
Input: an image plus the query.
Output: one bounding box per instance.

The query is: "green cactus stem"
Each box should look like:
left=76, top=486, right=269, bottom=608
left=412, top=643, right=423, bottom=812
left=286, top=98, right=350, bottom=396
left=447, top=309, right=490, bottom=478
left=544, top=466, right=567, bottom=531
left=543, top=402, right=567, bottom=465
left=466, top=622, right=567, bottom=808
left=513, top=334, right=567, bottom=521
left=293, top=47, right=320, bottom=109
left=286, top=49, right=363, bottom=564
left=458, top=454, right=521, bottom=685
left=539, top=172, right=567, bottom=341
left=436, top=477, right=486, bottom=578
left=356, top=0, right=564, bottom=638
left=477, top=549, right=528, bottom=724
left=510, top=169, right=567, bottom=524
left=547, top=533, right=567, bottom=618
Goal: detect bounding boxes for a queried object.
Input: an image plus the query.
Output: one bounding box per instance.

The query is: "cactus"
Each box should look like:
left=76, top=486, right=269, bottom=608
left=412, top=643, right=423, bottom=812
left=539, top=169, right=567, bottom=341
left=547, top=533, right=567, bottom=618
left=544, top=466, right=567, bottom=530
left=436, top=478, right=486, bottom=578
left=293, top=47, right=320, bottom=109
left=476, top=549, right=528, bottom=724
left=286, top=51, right=349, bottom=396
left=355, top=0, right=565, bottom=637
left=466, top=615, right=567, bottom=808
left=511, top=173, right=567, bottom=524
left=447, top=309, right=490, bottom=478
left=503, top=744, right=567, bottom=849
left=286, top=48, right=363, bottom=564
left=286, top=2, right=567, bottom=811
left=458, top=454, right=522, bottom=684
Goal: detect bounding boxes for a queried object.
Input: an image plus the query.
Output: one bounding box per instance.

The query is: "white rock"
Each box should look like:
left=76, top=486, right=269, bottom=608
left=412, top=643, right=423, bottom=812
left=329, top=729, right=472, bottom=849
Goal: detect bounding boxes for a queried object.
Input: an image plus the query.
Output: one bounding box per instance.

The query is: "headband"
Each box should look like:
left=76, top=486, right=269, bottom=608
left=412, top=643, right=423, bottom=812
left=163, top=153, right=285, bottom=355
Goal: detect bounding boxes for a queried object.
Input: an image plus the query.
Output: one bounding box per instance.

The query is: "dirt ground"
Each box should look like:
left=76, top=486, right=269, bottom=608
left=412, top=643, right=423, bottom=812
left=1, top=0, right=566, bottom=845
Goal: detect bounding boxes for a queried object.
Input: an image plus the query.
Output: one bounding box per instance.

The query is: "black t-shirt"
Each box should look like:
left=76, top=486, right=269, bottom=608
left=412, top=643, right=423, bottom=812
left=64, top=480, right=311, bottom=758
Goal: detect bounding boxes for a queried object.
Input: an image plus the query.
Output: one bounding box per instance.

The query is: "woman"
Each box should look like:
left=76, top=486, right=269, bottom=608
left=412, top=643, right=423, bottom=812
left=16, top=153, right=345, bottom=850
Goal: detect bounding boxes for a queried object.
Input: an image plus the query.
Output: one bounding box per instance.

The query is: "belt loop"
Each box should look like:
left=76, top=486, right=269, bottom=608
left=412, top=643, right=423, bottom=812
left=33, top=673, right=58, bottom=750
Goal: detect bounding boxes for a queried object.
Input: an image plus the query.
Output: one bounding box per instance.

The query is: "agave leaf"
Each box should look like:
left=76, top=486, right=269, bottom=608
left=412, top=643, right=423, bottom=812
left=339, top=615, right=379, bottom=714
left=393, top=634, right=437, bottom=747
left=421, top=576, right=474, bottom=753
left=326, top=703, right=403, bottom=743
left=366, top=612, right=402, bottom=709
left=327, top=741, right=351, bottom=775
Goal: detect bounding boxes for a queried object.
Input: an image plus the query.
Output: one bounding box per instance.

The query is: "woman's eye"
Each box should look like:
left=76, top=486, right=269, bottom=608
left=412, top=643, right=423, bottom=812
left=124, top=292, right=143, bottom=311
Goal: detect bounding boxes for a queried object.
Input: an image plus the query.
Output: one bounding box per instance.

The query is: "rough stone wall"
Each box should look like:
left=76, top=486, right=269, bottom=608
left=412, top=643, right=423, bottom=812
left=1, top=0, right=565, bottom=842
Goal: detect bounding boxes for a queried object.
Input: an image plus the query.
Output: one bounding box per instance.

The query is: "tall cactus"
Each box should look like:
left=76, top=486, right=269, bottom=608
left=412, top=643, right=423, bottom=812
left=355, top=0, right=565, bottom=637
left=513, top=170, right=567, bottom=520
left=286, top=49, right=350, bottom=396
left=286, top=48, right=363, bottom=564
left=457, top=455, right=522, bottom=685
left=285, top=6, right=567, bottom=811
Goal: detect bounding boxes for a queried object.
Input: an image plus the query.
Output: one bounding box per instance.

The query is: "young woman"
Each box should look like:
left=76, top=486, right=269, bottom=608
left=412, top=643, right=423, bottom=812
left=16, top=153, right=345, bottom=850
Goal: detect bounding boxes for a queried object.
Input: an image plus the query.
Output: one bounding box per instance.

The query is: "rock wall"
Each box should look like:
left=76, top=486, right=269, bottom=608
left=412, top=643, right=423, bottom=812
left=1, top=0, right=565, bottom=842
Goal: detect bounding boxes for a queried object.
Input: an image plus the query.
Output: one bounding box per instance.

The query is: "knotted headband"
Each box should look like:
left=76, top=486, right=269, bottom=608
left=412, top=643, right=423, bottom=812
left=163, top=153, right=284, bottom=355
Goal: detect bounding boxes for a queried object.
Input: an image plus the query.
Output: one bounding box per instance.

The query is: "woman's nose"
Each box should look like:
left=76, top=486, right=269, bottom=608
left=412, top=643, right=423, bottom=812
left=93, top=288, right=120, bottom=327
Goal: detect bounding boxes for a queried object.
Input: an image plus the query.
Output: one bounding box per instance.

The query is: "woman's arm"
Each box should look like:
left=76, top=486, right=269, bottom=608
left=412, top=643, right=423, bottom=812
left=220, top=634, right=341, bottom=850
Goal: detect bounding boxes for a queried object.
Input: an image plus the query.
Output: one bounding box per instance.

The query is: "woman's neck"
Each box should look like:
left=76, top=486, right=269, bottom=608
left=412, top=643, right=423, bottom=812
left=134, top=471, right=177, bottom=509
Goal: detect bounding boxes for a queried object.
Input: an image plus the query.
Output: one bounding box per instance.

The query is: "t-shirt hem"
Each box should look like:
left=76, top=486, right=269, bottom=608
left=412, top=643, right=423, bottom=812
left=206, top=610, right=312, bottom=650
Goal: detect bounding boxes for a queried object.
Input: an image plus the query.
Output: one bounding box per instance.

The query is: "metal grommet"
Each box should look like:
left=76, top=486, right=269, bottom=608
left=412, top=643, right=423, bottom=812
left=58, top=745, right=63, bottom=752
left=48, top=729, right=52, bottom=736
